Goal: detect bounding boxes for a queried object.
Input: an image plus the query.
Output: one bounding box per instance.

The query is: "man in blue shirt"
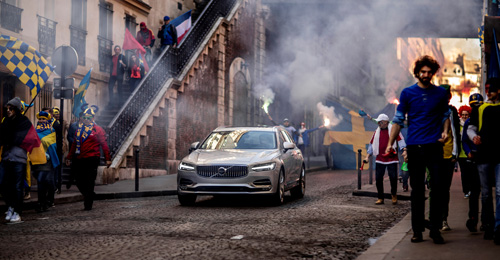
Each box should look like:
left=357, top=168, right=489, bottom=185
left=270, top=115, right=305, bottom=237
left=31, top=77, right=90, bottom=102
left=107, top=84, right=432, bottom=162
left=386, top=55, right=450, bottom=244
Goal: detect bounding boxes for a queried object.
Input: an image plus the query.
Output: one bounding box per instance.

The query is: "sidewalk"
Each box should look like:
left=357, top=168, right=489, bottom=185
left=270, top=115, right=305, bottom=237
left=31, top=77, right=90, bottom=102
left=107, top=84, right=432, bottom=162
left=0, top=174, right=178, bottom=211
left=357, top=170, right=500, bottom=260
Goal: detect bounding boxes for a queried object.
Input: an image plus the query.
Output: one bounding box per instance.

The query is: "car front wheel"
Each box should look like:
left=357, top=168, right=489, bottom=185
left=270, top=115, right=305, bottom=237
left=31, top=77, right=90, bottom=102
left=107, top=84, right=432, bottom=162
left=271, top=169, right=285, bottom=206
left=291, top=166, right=305, bottom=199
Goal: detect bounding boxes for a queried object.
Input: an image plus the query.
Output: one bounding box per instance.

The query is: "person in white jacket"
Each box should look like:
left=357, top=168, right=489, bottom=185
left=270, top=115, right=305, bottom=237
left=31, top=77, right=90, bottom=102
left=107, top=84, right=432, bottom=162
left=364, top=114, right=406, bottom=205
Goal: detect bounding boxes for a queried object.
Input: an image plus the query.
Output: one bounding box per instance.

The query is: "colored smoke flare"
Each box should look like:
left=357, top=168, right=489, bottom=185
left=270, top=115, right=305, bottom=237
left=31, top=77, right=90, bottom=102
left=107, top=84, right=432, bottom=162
left=391, top=98, right=400, bottom=105
left=262, top=100, right=271, bottom=114
left=324, top=118, right=330, bottom=127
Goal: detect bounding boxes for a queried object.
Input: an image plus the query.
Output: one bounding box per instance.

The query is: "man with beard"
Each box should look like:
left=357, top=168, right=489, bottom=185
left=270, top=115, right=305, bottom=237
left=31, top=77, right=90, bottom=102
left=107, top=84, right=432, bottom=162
left=386, top=55, right=450, bottom=244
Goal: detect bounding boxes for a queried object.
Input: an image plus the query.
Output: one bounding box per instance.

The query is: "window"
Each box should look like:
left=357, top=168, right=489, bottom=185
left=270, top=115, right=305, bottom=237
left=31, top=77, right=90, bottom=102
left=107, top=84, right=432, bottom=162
left=71, top=0, right=87, bottom=66
left=99, top=0, right=113, bottom=40
left=38, top=15, right=57, bottom=57
left=98, top=0, right=113, bottom=73
left=178, top=2, right=182, bottom=10
left=124, top=14, right=137, bottom=36
left=0, top=0, right=23, bottom=33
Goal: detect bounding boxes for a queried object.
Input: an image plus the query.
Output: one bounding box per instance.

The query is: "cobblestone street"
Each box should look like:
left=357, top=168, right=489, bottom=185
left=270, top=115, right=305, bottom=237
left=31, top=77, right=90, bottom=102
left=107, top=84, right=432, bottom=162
left=0, top=170, right=410, bottom=260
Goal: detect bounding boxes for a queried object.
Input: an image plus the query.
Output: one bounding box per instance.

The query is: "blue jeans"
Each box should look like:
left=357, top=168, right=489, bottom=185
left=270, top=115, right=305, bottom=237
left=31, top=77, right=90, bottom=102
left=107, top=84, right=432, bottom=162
left=35, top=170, right=55, bottom=207
left=477, top=163, right=500, bottom=230
left=0, top=160, right=26, bottom=214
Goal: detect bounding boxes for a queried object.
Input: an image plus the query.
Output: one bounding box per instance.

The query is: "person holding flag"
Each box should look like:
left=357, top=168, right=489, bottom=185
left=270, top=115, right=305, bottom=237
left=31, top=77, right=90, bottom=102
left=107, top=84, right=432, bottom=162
left=65, top=105, right=111, bottom=211
left=136, top=22, right=155, bottom=63
left=1, top=97, right=46, bottom=223
left=157, top=16, right=177, bottom=51
left=32, top=111, right=60, bottom=212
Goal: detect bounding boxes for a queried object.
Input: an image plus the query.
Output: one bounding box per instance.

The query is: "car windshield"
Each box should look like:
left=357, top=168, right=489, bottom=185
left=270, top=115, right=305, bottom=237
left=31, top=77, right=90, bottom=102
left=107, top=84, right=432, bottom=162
left=200, top=130, right=277, bottom=149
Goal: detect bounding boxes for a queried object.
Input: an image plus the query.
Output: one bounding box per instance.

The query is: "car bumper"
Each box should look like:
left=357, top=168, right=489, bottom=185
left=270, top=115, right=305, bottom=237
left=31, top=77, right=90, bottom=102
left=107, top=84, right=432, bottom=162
left=177, top=169, right=280, bottom=195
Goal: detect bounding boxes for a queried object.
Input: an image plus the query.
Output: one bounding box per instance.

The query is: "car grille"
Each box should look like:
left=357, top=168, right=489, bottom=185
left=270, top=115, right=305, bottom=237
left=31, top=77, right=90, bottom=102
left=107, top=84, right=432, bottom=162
left=197, top=165, right=248, bottom=178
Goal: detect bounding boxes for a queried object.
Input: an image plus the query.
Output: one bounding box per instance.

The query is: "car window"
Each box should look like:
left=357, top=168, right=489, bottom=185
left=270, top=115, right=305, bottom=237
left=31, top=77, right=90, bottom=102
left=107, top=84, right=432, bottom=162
left=200, top=130, right=277, bottom=149
left=280, top=130, right=294, bottom=144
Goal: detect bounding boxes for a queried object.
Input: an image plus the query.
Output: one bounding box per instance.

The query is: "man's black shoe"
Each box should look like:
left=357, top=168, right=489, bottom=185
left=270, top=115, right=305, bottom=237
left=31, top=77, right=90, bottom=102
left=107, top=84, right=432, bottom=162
left=411, top=232, right=423, bottom=243
left=429, top=230, right=445, bottom=244
left=466, top=218, right=478, bottom=232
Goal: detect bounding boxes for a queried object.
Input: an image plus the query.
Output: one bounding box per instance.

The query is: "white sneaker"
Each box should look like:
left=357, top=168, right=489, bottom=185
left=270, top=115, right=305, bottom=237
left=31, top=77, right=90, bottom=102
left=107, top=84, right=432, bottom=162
left=9, top=212, right=21, bottom=223
left=5, top=207, right=13, bottom=221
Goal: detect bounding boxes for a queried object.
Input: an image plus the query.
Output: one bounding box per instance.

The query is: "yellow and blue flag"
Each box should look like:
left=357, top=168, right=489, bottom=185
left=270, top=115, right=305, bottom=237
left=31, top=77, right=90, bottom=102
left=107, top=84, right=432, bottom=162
left=72, top=68, right=92, bottom=118
left=0, top=35, right=54, bottom=97
left=36, top=128, right=60, bottom=168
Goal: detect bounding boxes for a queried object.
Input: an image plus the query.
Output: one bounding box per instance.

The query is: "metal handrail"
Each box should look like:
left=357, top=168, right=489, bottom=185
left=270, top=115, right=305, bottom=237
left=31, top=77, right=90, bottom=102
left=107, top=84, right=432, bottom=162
left=106, top=0, right=237, bottom=157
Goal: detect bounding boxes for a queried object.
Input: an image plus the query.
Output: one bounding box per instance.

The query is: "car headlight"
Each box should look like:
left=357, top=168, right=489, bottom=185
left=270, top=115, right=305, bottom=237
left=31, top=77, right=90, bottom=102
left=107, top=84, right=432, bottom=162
left=179, top=162, right=195, bottom=171
left=252, top=162, right=276, bottom=172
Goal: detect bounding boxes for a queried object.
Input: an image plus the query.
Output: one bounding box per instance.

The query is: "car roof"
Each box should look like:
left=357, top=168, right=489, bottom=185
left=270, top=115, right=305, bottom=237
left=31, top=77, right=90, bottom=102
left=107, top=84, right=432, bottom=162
left=213, top=126, right=281, bottom=132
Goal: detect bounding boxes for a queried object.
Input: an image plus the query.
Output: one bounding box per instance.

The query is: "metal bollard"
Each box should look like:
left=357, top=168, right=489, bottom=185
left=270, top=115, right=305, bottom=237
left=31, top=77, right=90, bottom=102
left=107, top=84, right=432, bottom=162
left=135, top=148, right=140, bottom=191
left=357, top=149, right=362, bottom=190
left=369, top=156, right=373, bottom=185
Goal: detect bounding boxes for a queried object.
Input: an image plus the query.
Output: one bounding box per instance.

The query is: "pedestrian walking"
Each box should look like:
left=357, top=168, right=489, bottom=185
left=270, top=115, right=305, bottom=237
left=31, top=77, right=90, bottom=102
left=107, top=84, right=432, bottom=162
left=51, top=107, right=63, bottom=194
left=1, top=97, right=45, bottom=223
left=157, top=16, right=177, bottom=52
left=136, top=22, right=155, bottom=63
left=108, top=45, right=127, bottom=105
left=467, top=78, right=500, bottom=244
left=461, top=93, right=483, bottom=234
left=386, top=55, right=450, bottom=244
left=65, top=106, right=111, bottom=210
left=33, top=111, right=60, bottom=212
left=365, top=114, right=406, bottom=205
left=440, top=86, right=461, bottom=232
left=458, top=104, right=473, bottom=199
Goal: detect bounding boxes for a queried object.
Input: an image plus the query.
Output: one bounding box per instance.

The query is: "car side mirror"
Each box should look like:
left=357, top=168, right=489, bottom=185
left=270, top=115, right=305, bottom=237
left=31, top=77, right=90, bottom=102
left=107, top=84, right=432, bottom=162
left=188, top=141, right=200, bottom=154
left=283, top=141, right=295, bottom=152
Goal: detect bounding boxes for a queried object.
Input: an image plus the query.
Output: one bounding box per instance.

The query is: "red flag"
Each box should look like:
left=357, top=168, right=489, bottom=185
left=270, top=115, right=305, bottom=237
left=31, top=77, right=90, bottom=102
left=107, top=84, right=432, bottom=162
left=123, top=28, right=145, bottom=53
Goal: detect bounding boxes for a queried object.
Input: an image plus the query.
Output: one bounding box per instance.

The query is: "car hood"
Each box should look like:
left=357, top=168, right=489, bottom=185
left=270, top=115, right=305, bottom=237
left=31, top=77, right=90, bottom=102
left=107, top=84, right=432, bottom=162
left=184, top=149, right=280, bottom=165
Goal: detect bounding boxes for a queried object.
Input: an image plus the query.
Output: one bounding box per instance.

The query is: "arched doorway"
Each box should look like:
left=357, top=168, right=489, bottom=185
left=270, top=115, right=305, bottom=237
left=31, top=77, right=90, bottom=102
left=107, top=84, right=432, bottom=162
left=233, top=71, right=248, bottom=126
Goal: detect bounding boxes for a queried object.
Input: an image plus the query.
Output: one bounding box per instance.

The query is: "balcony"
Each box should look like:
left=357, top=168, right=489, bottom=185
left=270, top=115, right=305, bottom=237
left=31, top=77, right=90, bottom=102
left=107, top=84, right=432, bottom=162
left=98, top=36, right=113, bottom=73
left=70, top=25, right=87, bottom=66
left=38, top=16, right=57, bottom=57
left=0, top=0, right=23, bottom=33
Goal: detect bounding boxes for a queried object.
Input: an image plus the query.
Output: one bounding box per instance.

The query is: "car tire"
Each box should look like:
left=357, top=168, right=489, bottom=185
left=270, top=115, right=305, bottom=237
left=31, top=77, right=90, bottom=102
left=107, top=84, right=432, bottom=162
left=291, top=166, right=306, bottom=199
left=178, top=193, right=197, bottom=206
left=271, top=169, right=285, bottom=206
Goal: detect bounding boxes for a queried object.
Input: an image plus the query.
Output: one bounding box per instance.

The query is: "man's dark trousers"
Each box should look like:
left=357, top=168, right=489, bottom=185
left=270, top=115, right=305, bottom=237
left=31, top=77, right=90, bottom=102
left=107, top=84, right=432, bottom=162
left=375, top=163, right=398, bottom=199
left=407, top=143, right=445, bottom=232
left=73, top=157, right=100, bottom=210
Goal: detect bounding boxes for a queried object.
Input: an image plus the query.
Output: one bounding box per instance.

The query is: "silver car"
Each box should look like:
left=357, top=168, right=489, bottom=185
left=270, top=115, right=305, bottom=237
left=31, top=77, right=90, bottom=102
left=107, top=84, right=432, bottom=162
left=177, top=126, right=305, bottom=206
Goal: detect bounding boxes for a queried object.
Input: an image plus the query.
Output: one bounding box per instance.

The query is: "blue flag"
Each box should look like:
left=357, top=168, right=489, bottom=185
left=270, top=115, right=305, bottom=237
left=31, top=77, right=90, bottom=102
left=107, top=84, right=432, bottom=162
left=73, top=68, right=92, bottom=118
left=488, top=28, right=500, bottom=79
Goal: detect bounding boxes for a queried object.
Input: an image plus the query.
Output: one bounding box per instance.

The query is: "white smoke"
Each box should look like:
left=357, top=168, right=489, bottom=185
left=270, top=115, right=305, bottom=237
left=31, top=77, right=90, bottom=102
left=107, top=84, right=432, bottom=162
left=316, top=102, right=342, bottom=128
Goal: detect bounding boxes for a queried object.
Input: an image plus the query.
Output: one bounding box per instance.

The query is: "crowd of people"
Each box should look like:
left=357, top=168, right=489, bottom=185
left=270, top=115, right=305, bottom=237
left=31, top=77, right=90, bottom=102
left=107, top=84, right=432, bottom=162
left=383, top=55, right=500, bottom=245
left=1, top=99, right=110, bottom=223
left=108, top=16, right=177, bottom=106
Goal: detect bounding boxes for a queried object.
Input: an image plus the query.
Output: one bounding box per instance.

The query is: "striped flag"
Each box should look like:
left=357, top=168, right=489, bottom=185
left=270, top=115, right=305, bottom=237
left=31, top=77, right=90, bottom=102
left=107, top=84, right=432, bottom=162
left=171, top=10, right=192, bottom=45
left=0, top=35, right=54, bottom=98
left=72, top=68, right=92, bottom=118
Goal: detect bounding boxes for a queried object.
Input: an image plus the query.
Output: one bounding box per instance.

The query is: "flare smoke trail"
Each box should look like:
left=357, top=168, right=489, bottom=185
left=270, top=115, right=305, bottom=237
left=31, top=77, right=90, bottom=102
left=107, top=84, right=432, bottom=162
left=316, top=102, right=342, bottom=128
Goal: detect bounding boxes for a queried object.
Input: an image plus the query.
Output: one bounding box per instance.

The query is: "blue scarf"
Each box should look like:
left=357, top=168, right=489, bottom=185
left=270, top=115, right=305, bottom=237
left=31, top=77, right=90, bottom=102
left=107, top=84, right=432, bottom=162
left=36, top=121, right=52, bottom=133
left=75, top=122, right=94, bottom=155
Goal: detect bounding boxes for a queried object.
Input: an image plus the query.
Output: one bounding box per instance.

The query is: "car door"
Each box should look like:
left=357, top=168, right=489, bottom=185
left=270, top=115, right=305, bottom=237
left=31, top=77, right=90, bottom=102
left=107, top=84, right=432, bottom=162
left=279, top=130, right=299, bottom=186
